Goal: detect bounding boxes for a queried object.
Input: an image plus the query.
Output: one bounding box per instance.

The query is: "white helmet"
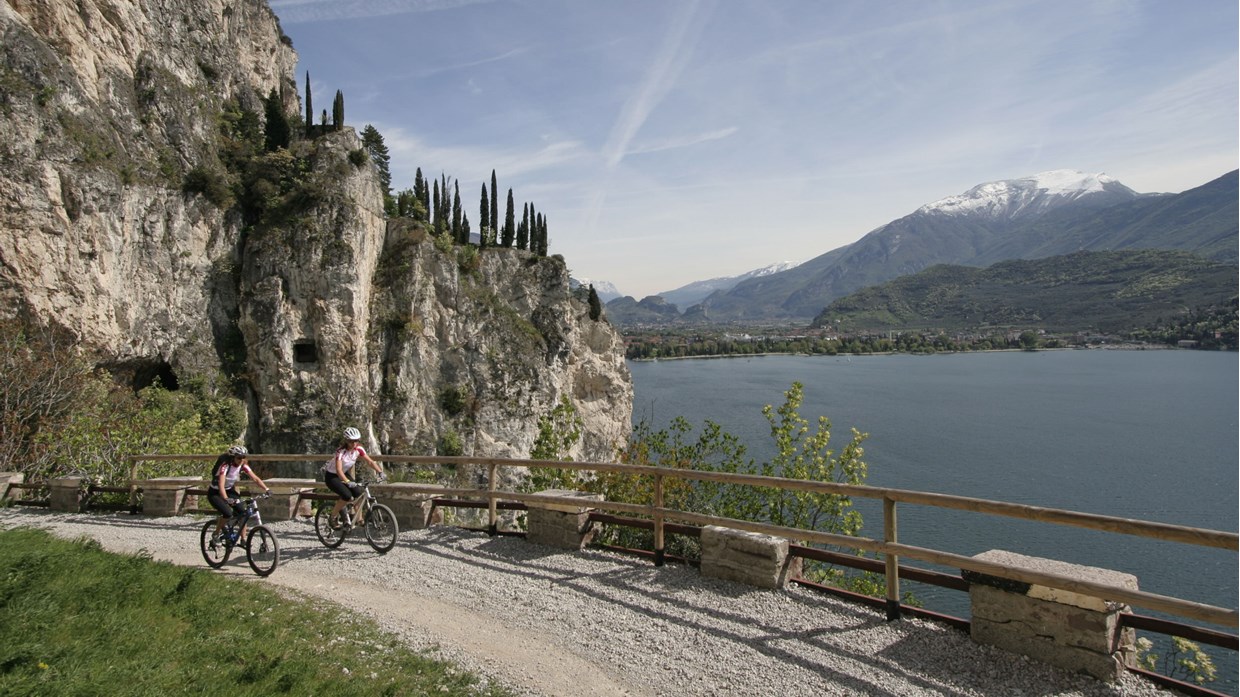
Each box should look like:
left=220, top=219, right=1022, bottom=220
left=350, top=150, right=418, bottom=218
left=227, top=445, right=248, bottom=457
left=343, top=427, right=361, bottom=441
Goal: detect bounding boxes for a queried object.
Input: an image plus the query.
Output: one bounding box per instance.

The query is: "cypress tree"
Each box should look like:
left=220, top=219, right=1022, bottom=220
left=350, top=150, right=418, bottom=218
left=503, top=189, right=516, bottom=248
left=304, top=71, right=313, bottom=136
left=461, top=212, right=471, bottom=244
left=536, top=213, right=547, bottom=255
left=588, top=285, right=602, bottom=321
left=452, top=181, right=463, bottom=243
left=490, top=170, right=499, bottom=242
left=414, top=169, right=427, bottom=222
left=479, top=185, right=490, bottom=249
left=516, top=203, right=529, bottom=250
left=432, top=180, right=441, bottom=234
left=263, top=88, right=290, bottom=152
left=332, top=90, right=344, bottom=130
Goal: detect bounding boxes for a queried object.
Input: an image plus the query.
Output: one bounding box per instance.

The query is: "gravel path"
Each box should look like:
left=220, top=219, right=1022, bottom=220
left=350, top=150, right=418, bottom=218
left=0, top=507, right=1175, bottom=696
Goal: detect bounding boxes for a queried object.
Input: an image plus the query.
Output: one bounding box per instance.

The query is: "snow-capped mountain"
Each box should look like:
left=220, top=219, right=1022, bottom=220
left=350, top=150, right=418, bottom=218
left=691, top=169, right=1235, bottom=321
left=916, top=170, right=1140, bottom=221
left=658, top=261, right=802, bottom=308
left=569, top=277, right=623, bottom=302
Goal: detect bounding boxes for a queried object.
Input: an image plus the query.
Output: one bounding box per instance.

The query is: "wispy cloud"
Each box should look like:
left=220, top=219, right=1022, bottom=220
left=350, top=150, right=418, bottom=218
left=599, top=0, right=716, bottom=169
left=626, top=127, right=739, bottom=157
left=269, top=0, right=495, bottom=24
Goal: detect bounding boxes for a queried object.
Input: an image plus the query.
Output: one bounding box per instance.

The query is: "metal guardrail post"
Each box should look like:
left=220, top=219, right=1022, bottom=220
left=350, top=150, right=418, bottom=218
left=884, top=496, right=901, bottom=621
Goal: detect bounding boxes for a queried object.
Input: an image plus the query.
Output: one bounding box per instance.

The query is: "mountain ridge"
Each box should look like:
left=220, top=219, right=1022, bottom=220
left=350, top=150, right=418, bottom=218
left=607, top=169, right=1237, bottom=326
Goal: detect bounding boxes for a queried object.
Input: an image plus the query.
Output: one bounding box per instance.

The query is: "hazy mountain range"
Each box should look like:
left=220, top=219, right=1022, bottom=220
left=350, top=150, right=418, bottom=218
left=605, top=169, right=1237, bottom=327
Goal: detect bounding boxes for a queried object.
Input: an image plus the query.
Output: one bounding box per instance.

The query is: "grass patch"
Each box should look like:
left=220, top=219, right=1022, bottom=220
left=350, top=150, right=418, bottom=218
left=0, top=527, right=509, bottom=696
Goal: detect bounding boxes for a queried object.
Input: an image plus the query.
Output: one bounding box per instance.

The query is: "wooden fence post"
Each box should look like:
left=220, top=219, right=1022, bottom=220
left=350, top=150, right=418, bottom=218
left=487, top=463, right=498, bottom=535
left=884, top=496, right=901, bottom=621
left=653, top=474, right=665, bottom=566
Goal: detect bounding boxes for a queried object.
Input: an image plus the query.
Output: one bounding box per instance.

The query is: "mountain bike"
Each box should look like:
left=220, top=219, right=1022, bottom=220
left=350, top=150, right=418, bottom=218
left=200, top=491, right=280, bottom=576
left=314, top=478, right=398, bottom=554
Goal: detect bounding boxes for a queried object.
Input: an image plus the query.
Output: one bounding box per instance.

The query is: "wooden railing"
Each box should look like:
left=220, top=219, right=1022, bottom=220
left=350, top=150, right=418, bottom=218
left=124, top=453, right=1239, bottom=630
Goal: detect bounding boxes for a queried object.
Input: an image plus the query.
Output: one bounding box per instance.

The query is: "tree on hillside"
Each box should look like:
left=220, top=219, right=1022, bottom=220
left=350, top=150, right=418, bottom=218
left=490, top=170, right=499, bottom=242
left=479, top=185, right=490, bottom=249
left=535, top=213, right=547, bottom=256
left=304, top=71, right=313, bottom=136
left=332, top=90, right=344, bottom=131
left=262, top=88, right=290, bottom=152
left=588, top=285, right=602, bottom=321
left=361, top=125, right=393, bottom=215
left=517, top=204, right=529, bottom=250
left=503, top=189, right=516, bottom=247
left=414, top=168, right=429, bottom=222
left=452, top=181, right=463, bottom=243
left=432, top=180, right=442, bottom=234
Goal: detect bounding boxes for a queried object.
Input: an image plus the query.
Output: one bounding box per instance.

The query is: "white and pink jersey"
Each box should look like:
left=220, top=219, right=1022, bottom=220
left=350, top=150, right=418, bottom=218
left=324, top=445, right=367, bottom=475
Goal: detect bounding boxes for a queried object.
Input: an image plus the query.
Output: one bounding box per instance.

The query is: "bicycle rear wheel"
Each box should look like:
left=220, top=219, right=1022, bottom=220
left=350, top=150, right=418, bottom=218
left=246, top=525, right=280, bottom=576
left=364, top=503, right=398, bottom=554
left=200, top=520, right=229, bottom=568
left=314, top=504, right=346, bottom=548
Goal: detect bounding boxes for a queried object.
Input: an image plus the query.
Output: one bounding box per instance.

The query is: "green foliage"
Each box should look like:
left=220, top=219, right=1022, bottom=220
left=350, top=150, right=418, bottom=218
left=525, top=396, right=584, bottom=492
left=438, top=430, right=464, bottom=457
left=181, top=166, right=233, bottom=207
left=348, top=148, right=368, bottom=167
left=262, top=88, right=290, bottom=152
left=0, top=528, right=511, bottom=696
left=438, top=385, right=471, bottom=417
left=1136, top=636, right=1217, bottom=685
left=591, top=383, right=875, bottom=594
left=0, top=318, right=241, bottom=486
left=456, top=244, right=480, bottom=275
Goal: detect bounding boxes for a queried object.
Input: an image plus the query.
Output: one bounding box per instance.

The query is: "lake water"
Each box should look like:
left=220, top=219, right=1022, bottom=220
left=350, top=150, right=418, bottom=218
left=629, top=349, right=1238, bottom=691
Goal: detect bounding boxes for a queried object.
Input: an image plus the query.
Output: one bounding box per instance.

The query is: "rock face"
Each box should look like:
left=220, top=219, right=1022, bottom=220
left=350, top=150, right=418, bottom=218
left=0, top=0, right=633, bottom=467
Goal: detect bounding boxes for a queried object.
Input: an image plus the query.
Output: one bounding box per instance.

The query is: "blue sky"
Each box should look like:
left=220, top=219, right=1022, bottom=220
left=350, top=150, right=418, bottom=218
left=270, top=0, right=1238, bottom=299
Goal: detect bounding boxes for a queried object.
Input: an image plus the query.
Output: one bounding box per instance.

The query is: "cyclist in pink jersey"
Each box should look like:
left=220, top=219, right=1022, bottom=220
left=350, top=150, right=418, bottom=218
left=323, top=427, right=385, bottom=527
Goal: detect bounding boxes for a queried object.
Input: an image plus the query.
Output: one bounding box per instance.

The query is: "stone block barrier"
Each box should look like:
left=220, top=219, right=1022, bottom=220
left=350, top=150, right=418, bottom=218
left=966, top=549, right=1138, bottom=681
left=700, top=525, right=801, bottom=589
left=373, top=482, right=445, bottom=530
left=49, top=477, right=86, bottom=513
left=0, top=472, right=23, bottom=502
left=526, top=489, right=602, bottom=550
left=137, top=477, right=204, bottom=516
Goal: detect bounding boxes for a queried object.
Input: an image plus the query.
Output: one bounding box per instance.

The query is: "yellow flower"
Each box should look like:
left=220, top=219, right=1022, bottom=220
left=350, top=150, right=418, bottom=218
left=38, top=662, right=48, bottom=670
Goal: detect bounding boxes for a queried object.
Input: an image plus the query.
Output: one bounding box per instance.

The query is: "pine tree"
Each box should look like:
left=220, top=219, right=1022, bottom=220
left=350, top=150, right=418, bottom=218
left=479, top=185, right=490, bottom=249
left=304, top=71, right=313, bottom=137
left=361, top=125, right=393, bottom=215
left=516, top=203, right=529, bottom=250
left=263, top=88, right=290, bottom=152
left=332, top=90, right=344, bottom=131
left=502, top=190, right=516, bottom=248
left=490, top=170, right=499, bottom=242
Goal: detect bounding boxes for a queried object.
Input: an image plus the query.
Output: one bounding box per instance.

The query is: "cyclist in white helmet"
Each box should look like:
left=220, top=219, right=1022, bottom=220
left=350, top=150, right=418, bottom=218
left=207, top=445, right=270, bottom=540
left=323, top=427, right=384, bottom=528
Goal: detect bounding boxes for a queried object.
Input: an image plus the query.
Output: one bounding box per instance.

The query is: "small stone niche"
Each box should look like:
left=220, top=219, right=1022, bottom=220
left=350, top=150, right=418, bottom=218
left=293, top=339, right=318, bottom=365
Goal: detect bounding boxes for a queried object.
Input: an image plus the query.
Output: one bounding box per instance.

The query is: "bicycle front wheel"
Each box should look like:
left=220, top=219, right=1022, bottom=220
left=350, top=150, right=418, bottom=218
left=364, top=503, right=399, bottom=554
left=314, top=504, right=346, bottom=548
left=246, top=525, right=280, bottom=576
left=200, top=520, right=229, bottom=568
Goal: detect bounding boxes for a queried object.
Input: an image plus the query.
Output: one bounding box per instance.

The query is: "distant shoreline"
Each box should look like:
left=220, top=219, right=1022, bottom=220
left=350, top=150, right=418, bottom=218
left=626, top=343, right=1198, bottom=362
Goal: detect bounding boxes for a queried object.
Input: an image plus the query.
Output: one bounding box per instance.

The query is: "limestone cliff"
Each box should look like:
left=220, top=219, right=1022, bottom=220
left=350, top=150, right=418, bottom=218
left=0, top=0, right=633, bottom=465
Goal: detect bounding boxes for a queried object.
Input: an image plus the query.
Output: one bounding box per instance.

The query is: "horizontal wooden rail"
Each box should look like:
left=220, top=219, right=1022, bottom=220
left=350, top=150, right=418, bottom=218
left=124, top=453, right=1238, bottom=629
